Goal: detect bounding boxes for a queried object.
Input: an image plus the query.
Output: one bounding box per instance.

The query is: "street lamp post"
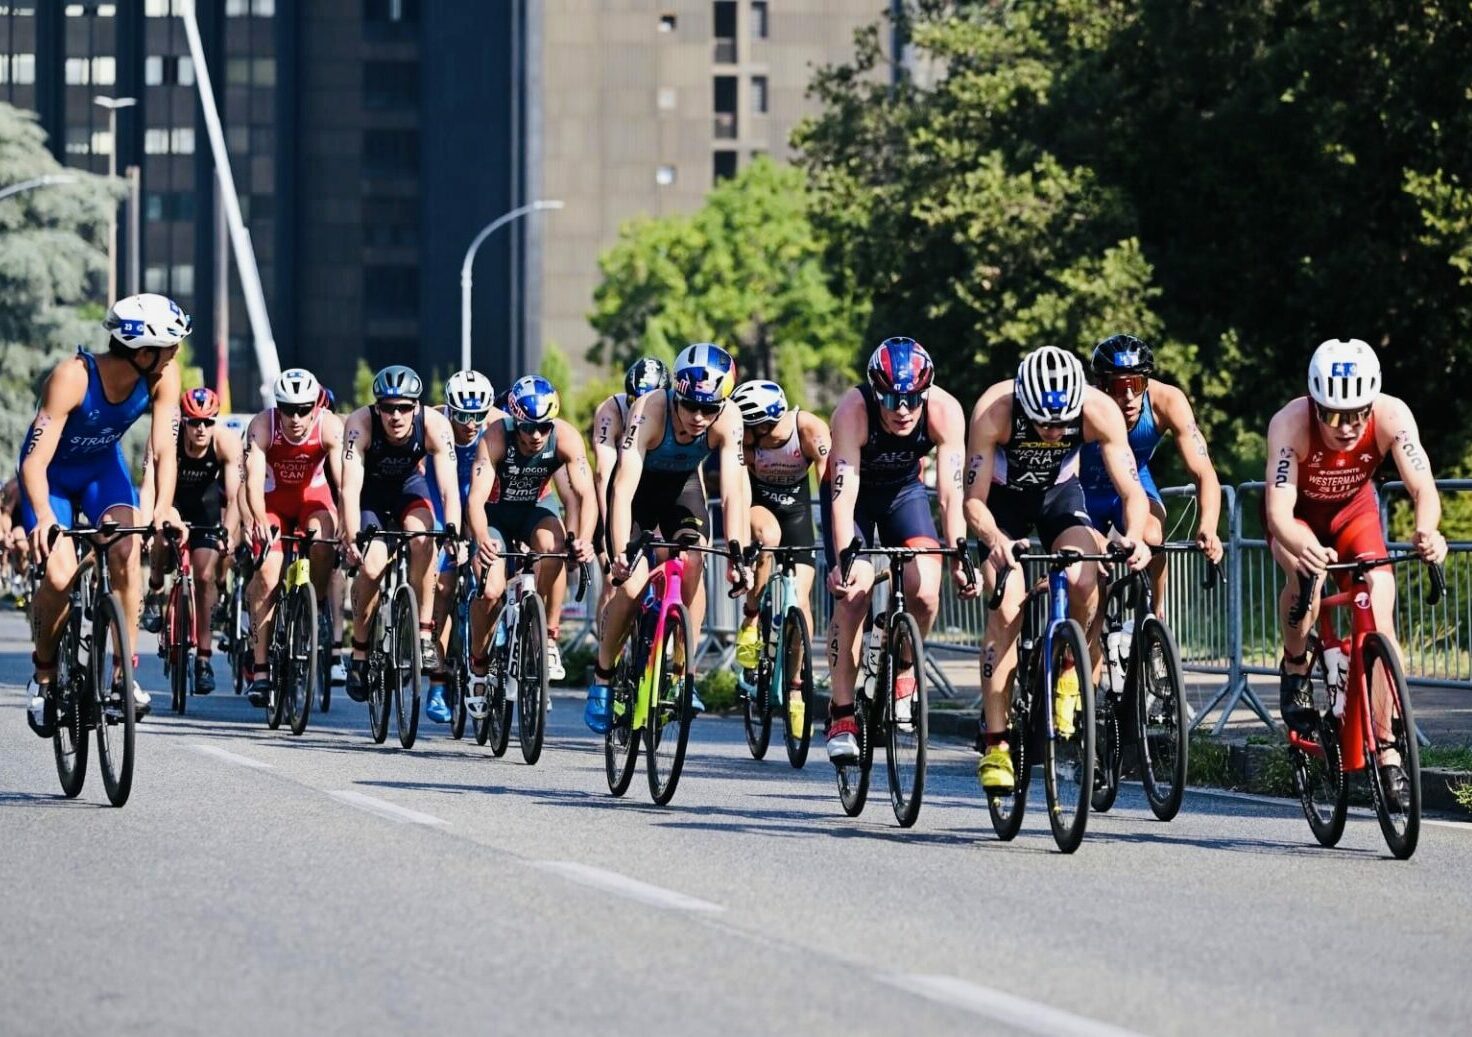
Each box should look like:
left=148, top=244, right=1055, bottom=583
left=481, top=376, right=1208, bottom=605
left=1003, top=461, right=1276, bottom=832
left=94, top=95, right=136, bottom=304
left=460, top=198, right=564, bottom=374
left=0, top=174, right=78, bottom=203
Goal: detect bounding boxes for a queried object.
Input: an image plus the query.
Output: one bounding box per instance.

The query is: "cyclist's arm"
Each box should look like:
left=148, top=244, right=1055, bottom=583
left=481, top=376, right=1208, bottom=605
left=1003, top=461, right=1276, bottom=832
left=927, top=387, right=969, bottom=549
left=340, top=409, right=369, bottom=542
left=1380, top=396, right=1442, bottom=540
left=1263, top=405, right=1311, bottom=553
left=218, top=427, right=243, bottom=540
left=824, top=389, right=866, bottom=555
left=591, top=395, right=622, bottom=522
left=963, top=389, right=1007, bottom=548
left=424, top=407, right=461, bottom=534
left=713, top=407, right=749, bottom=547
left=797, top=411, right=832, bottom=482
left=244, top=414, right=272, bottom=534
left=137, top=438, right=158, bottom=520
left=609, top=395, right=656, bottom=557
left=1152, top=381, right=1221, bottom=538
left=465, top=431, right=501, bottom=551
left=556, top=422, right=598, bottom=545
left=19, top=358, right=87, bottom=532
left=148, top=360, right=183, bottom=522
left=1088, top=389, right=1148, bottom=545
left=320, top=412, right=346, bottom=512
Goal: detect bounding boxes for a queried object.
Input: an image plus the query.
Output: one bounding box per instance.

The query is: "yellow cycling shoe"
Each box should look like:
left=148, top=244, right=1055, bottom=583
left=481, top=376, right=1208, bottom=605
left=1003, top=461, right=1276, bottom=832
left=978, top=744, right=1015, bottom=791
left=1054, top=664, right=1080, bottom=740
left=735, top=622, right=762, bottom=670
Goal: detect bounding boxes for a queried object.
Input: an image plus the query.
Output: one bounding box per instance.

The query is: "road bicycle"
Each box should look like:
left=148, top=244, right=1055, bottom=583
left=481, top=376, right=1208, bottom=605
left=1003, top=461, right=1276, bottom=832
left=1092, top=543, right=1219, bottom=820
left=474, top=543, right=589, bottom=764
left=221, top=543, right=253, bottom=696
left=740, top=545, right=816, bottom=768
left=444, top=545, right=477, bottom=741
left=1286, top=554, right=1444, bottom=860
left=985, top=544, right=1120, bottom=853
left=605, top=532, right=744, bottom=805
left=833, top=538, right=975, bottom=828
left=249, top=529, right=331, bottom=736
left=355, top=526, right=455, bottom=749
left=40, top=520, right=154, bottom=807
left=156, top=524, right=225, bottom=715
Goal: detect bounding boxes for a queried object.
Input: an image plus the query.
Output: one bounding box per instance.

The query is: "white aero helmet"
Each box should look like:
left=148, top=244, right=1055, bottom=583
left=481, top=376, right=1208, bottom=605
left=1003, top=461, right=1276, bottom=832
left=104, top=293, right=191, bottom=349
left=1307, top=339, right=1381, bottom=410
left=1015, top=346, right=1085, bottom=424
left=730, top=380, right=788, bottom=426
left=444, top=369, right=495, bottom=416
left=273, top=368, right=320, bottom=407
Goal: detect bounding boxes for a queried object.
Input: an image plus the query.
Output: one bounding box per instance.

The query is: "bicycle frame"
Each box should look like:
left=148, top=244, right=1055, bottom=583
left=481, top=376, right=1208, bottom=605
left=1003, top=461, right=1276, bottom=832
left=632, top=552, right=686, bottom=731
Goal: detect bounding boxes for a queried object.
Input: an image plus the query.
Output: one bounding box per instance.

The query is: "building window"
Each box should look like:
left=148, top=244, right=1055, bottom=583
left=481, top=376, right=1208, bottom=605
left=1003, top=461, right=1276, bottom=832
left=363, top=129, right=419, bottom=176
left=146, top=192, right=195, bottom=222
left=144, top=265, right=166, bottom=293
left=64, top=127, right=90, bottom=155
left=657, top=86, right=677, bottom=112
left=65, top=1, right=116, bottom=13
left=713, top=150, right=737, bottom=182
left=751, top=75, right=768, bottom=113
left=364, top=0, right=418, bottom=24
left=144, top=127, right=195, bottom=154
left=145, top=55, right=194, bottom=86
left=714, top=76, right=737, bottom=139
left=226, top=0, right=271, bottom=13
left=364, top=60, right=418, bottom=109
left=173, top=264, right=195, bottom=296
left=656, top=165, right=677, bottom=187
left=363, top=197, right=419, bottom=247
left=713, top=1, right=736, bottom=63
left=145, top=0, right=182, bottom=15
left=64, top=56, right=114, bottom=85
left=0, top=55, right=36, bottom=85
left=658, top=13, right=676, bottom=32
left=751, top=0, right=768, bottom=39
left=364, top=266, right=419, bottom=318
left=227, top=57, right=276, bottom=87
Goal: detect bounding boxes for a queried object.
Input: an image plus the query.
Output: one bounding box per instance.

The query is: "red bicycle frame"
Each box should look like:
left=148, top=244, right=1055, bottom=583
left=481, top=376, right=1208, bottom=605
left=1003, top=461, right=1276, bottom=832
left=1288, top=576, right=1377, bottom=772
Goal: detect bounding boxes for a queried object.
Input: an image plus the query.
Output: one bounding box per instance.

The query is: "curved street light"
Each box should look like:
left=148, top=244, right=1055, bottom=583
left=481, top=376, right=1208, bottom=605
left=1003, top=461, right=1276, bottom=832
left=0, top=174, right=79, bottom=204
left=460, top=198, right=564, bottom=372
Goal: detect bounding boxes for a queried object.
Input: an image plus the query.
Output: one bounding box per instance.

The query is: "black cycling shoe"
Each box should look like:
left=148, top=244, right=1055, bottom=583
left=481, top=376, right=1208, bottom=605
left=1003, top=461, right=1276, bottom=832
left=1379, top=764, right=1411, bottom=814
left=194, top=659, right=215, bottom=695
left=247, top=678, right=271, bottom=708
left=141, top=591, right=165, bottom=635
left=345, top=661, right=370, bottom=703
left=1279, top=668, right=1316, bottom=737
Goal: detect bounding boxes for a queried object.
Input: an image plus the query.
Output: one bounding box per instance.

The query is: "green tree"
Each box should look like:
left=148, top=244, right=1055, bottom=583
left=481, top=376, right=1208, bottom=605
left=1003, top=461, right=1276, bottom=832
left=352, top=357, right=375, bottom=408
left=588, top=157, right=867, bottom=406
left=0, top=103, right=122, bottom=460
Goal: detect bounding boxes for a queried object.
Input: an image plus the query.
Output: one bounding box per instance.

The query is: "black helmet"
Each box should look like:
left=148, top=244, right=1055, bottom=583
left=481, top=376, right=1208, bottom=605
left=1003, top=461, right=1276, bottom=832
left=1090, top=334, right=1155, bottom=380
left=624, top=357, right=671, bottom=400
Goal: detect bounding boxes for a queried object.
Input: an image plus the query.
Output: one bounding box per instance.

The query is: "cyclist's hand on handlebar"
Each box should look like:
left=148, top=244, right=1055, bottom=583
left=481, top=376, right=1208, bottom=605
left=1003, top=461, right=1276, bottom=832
left=610, top=552, right=634, bottom=584
left=1120, top=538, right=1152, bottom=573
left=1294, top=538, right=1336, bottom=577
left=1413, top=528, right=1448, bottom=566
left=476, top=537, right=502, bottom=567
left=826, top=560, right=867, bottom=603
left=986, top=535, right=1025, bottom=574
left=29, top=516, right=59, bottom=564
left=725, top=557, right=752, bottom=596
left=567, top=537, right=595, bottom=565
left=1196, top=527, right=1224, bottom=565
left=341, top=535, right=362, bottom=569
left=952, top=549, right=980, bottom=600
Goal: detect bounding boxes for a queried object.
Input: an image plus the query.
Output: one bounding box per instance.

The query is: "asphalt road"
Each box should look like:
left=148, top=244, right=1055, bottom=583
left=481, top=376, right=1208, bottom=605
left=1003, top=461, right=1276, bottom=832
left=2, top=611, right=1469, bottom=1036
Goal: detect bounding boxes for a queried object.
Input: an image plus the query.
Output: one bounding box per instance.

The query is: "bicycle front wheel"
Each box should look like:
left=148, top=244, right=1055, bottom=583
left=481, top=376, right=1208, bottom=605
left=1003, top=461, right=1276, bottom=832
left=447, top=602, right=468, bottom=741
left=885, top=612, right=928, bottom=828
left=518, top=594, right=549, bottom=764
left=836, top=692, right=874, bottom=817
left=170, top=579, right=194, bottom=715
left=1135, top=616, right=1188, bottom=821
left=646, top=601, right=694, bottom=805
left=390, top=585, right=421, bottom=749
left=985, top=683, right=1032, bottom=841
left=285, top=588, right=317, bottom=737
left=1361, top=631, right=1420, bottom=859
left=743, top=597, right=773, bottom=760
left=93, top=592, right=136, bottom=808
left=604, top=643, right=640, bottom=795
left=52, top=639, right=88, bottom=799
left=1091, top=691, right=1119, bottom=813
left=780, top=606, right=814, bottom=769
left=317, top=605, right=333, bottom=713
left=1043, top=619, right=1094, bottom=853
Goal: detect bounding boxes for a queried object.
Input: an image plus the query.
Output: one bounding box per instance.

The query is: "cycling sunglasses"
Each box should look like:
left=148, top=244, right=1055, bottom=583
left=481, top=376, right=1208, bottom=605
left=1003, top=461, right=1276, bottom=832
left=1315, top=402, right=1372, bottom=428
left=449, top=408, right=490, bottom=425
left=184, top=417, right=216, bottom=428
left=1105, top=374, right=1148, bottom=398
left=278, top=403, right=314, bottom=418
left=377, top=401, right=416, bottom=416
left=878, top=390, right=925, bottom=411
left=678, top=399, right=723, bottom=417
left=516, top=419, right=555, bottom=435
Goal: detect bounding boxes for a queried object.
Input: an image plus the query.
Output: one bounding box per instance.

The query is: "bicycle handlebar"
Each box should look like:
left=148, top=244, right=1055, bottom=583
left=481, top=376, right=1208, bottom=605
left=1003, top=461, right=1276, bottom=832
left=614, top=531, right=749, bottom=592
left=499, top=543, right=593, bottom=603
left=1288, top=554, right=1446, bottom=625
left=41, top=521, right=155, bottom=575
left=837, top=537, right=975, bottom=589
left=985, top=541, right=1129, bottom=610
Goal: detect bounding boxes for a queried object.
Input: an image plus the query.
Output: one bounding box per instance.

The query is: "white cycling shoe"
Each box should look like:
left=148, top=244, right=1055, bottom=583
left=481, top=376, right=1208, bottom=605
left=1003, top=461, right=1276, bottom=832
left=546, top=639, right=566, bottom=681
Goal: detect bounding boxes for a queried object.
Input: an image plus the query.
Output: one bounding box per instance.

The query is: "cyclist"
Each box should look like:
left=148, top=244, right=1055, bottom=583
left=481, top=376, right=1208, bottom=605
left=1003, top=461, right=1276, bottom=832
left=318, top=385, right=349, bottom=686
left=964, top=346, right=1152, bottom=791
left=1079, top=335, right=1225, bottom=615
left=584, top=342, right=752, bottom=731
left=139, top=387, right=242, bottom=694
left=590, top=357, right=670, bottom=624
left=822, top=337, right=974, bottom=763
left=340, top=365, right=461, bottom=703
left=22, top=293, right=189, bottom=735
left=466, top=375, right=597, bottom=712
left=0, top=478, right=26, bottom=603
left=729, top=379, right=830, bottom=690
left=241, top=369, right=345, bottom=707
left=423, top=368, right=498, bottom=723
left=1264, top=339, right=1446, bottom=804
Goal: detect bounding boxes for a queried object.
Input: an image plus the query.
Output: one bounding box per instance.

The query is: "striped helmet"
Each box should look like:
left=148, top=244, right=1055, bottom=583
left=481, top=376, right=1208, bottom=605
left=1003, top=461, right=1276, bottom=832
left=866, top=337, right=934, bottom=395
left=672, top=343, right=736, bottom=405
left=1015, top=346, right=1085, bottom=424
left=444, top=369, right=495, bottom=416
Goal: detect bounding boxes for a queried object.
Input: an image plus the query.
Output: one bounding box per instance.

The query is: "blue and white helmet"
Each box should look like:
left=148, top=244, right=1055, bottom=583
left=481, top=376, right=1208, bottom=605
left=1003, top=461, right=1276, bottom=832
left=1308, top=339, right=1381, bottom=410
left=104, top=293, right=191, bottom=349
left=444, top=369, right=495, bottom=417
left=372, top=364, right=423, bottom=402
left=672, top=343, right=736, bottom=405
left=1015, top=346, right=1085, bottom=424
left=273, top=368, right=320, bottom=406
left=730, top=380, right=788, bottom=426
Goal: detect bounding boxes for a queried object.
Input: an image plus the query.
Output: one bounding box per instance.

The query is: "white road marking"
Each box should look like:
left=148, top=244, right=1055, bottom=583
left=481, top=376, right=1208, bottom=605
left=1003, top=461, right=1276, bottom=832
left=191, top=744, right=274, bottom=770
left=533, top=861, right=724, bottom=913
left=327, top=790, right=449, bottom=826
left=881, top=974, right=1146, bottom=1037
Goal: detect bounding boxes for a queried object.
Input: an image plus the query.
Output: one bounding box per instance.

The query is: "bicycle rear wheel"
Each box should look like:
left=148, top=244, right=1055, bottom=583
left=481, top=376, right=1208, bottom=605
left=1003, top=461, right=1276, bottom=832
left=836, top=693, right=874, bottom=817
left=367, top=659, right=391, bottom=744
left=1043, top=619, right=1094, bottom=853
left=447, top=605, right=468, bottom=741
left=646, top=601, right=694, bottom=805
left=317, top=606, right=333, bottom=713
left=1091, top=692, right=1119, bottom=813
left=885, top=612, right=928, bottom=828
left=1136, top=616, right=1188, bottom=821
left=780, top=606, right=813, bottom=769
left=1361, top=632, right=1420, bottom=859
left=604, top=643, right=641, bottom=795
left=391, top=585, right=421, bottom=749
left=286, top=588, right=317, bottom=737
left=170, top=580, right=193, bottom=715
left=230, top=585, right=247, bottom=696
left=743, top=597, right=774, bottom=760
left=93, top=592, right=135, bottom=808
left=517, top=594, right=549, bottom=764
left=52, top=638, right=88, bottom=798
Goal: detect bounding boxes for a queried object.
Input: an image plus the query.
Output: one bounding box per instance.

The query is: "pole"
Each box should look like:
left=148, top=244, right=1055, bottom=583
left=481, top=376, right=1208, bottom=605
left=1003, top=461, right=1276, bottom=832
left=215, top=175, right=231, bottom=410
left=459, top=198, right=563, bottom=373
left=0, top=174, right=77, bottom=203
left=125, top=164, right=140, bottom=296
left=106, top=105, right=117, bottom=304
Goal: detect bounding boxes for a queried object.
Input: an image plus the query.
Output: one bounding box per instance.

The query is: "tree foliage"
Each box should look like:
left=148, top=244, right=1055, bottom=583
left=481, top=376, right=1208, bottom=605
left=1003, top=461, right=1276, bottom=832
left=588, top=157, right=867, bottom=407
left=796, top=1, right=1472, bottom=480
left=0, top=103, right=121, bottom=461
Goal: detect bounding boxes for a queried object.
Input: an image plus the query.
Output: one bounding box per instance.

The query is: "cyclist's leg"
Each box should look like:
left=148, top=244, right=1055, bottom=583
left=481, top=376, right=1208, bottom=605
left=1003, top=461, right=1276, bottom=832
left=976, top=488, right=1033, bottom=748
left=1137, top=469, right=1169, bottom=619
left=527, top=507, right=567, bottom=638
left=775, top=486, right=817, bottom=636
left=351, top=535, right=391, bottom=660
left=400, top=495, right=438, bottom=629
left=190, top=541, right=219, bottom=647
left=249, top=523, right=286, bottom=671
left=819, top=480, right=876, bottom=713
left=23, top=482, right=78, bottom=679
left=1039, top=479, right=1106, bottom=672
left=747, top=505, right=780, bottom=614
left=81, top=449, right=145, bottom=646
left=662, top=473, right=709, bottom=641
left=879, top=480, right=942, bottom=637
left=1330, top=492, right=1400, bottom=752
left=302, top=493, right=339, bottom=607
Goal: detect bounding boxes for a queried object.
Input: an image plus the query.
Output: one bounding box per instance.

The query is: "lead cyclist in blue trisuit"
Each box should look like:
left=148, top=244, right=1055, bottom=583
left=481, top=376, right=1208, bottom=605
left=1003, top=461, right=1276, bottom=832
left=22, top=293, right=189, bottom=734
